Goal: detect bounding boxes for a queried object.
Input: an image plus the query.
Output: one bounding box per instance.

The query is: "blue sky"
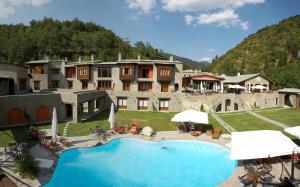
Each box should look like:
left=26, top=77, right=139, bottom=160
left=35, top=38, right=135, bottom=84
left=0, top=0, right=299, bottom=61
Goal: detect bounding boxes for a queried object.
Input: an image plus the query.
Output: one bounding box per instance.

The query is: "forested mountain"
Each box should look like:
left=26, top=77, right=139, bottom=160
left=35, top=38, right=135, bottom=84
left=211, top=15, right=300, bottom=88
left=0, top=17, right=205, bottom=70
left=163, top=53, right=210, bottom=71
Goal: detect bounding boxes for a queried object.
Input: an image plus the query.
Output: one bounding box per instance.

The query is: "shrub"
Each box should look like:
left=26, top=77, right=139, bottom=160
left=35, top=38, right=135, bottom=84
left=15, top=154, right=39, bottom=179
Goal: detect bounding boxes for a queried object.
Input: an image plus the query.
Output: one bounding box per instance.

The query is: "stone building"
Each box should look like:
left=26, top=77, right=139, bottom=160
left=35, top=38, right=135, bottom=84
left=223, top=73, right=272, bottom=93
left=0, top=63, right=30, bottom=95
left=278, top=88, right=300, bottom=109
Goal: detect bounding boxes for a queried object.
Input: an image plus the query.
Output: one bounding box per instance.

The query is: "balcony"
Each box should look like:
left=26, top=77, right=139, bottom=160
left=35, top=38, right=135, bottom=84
left=77, top=65, right=90, bottom=80
left=120, top=65, right=135, bottom=81
left=157, top=65, right=173, bottom=82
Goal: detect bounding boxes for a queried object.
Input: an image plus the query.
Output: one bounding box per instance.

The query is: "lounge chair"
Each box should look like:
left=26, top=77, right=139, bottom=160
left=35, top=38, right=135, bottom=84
left=129, top=124, right=140, bottom=134
left=212, top=128, right=222, bottom=139
left=177, top=124, right=186, bottom=133
left=239, top=168, right=264, bottom=185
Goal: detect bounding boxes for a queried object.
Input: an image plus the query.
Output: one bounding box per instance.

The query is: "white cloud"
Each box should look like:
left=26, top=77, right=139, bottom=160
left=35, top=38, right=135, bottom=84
left=184, top=14, right=194, bottom=25
left=126, top=0, right=156, bottom=14
left=161, top=0, right=264, bottom=12
left=0, top=2, right=14, bottom=18
left=207, top=48, right=216, bottom=52
left=0, top=0, right=50, bottom=18
left=199, top=57, right=212, bottom=62
left=186, top=9, right=250, bottom=30
left=125, top=0, right=265, bottom=30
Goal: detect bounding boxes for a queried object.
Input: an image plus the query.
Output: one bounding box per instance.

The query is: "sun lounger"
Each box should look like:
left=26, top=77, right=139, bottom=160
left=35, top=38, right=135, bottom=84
left=212, top=128, right=222, bottom=139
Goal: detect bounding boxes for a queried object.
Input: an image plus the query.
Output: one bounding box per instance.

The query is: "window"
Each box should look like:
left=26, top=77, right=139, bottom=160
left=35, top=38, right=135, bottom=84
left=159, top=99, right=169, bottom=111
left=98, top=81, right=111, bottom=90
left=51, top=68, right=60, bottom=75
left=68, top=81, right=73, bottom=89
left=33, top=81, right=40, bottom=90
left=52, top=80, right=59, bottom=88
left=82, top=81, right=88, bottom=90
left=66, top=67, right=76, bottom=78
left=123, top=81, right=130, bottom=91
left=98, top=68, right=112, bottom=77
left=123, top=68, right=132, bottom=75
left=138, top=99, right=148, bottom=110
left=118, top=98, right=127, bottom=109
left=32, top=64, right=44, bottom=74
left=161, top=82, right=169, bottom=92
left=19, top=79, right=26, bottom=90
left=138, top=82, right=152, bottom=92
left=142, top=68, right=150, bottom=78
left=160, top=68, right=171, bottom=76
left=79, top=68, right=88, bottom=76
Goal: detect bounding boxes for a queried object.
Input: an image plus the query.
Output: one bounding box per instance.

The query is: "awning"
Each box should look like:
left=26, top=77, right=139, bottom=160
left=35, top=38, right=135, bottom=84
left=284, top=126, right=300, bottom=139
left=171, top=110, right=209, bottom=124
left=251, top=84, right=267, bottom=89
left=230, top=130, right=300, bottom=160
left=228, top=84, right=245, bottom=89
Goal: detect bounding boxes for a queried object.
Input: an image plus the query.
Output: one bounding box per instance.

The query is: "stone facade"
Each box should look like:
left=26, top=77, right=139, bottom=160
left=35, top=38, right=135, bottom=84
left=0, top=56, right=289, bottom=127
left=0, top=63, right=30, bottom=95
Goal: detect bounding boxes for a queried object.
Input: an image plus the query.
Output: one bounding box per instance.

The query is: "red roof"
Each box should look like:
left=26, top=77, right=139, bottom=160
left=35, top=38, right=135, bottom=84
left=191, top=74, right=224, bottom=81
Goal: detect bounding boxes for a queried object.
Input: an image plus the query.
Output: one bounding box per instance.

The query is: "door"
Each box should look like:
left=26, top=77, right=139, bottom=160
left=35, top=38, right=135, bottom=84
left=9, top=79, right=14, bottom=95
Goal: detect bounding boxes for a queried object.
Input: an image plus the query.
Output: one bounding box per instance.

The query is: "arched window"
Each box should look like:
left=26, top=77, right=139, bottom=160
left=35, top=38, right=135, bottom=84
left=36, top=105, right=49, bottom=122
left=7, top=107, right=23, bottom=125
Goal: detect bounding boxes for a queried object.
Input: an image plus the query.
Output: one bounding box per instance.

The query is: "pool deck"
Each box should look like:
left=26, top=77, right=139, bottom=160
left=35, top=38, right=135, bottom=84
left=1, top=131, right=299, bottom=187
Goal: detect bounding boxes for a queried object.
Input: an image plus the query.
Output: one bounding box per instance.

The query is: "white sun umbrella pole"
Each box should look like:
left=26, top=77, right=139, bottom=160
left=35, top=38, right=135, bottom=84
left=108, top=103, right=115, bottom=129
left=51, top=107, right=58, bottom=141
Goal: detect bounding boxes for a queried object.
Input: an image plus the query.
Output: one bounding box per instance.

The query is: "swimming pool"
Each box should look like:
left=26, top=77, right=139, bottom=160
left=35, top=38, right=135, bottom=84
left=44, top=138, right=236, bottom=187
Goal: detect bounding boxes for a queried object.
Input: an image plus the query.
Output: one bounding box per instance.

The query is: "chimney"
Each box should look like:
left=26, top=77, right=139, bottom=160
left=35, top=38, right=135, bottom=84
left=91, top=54, right=94, bottom=62
left=170, top=55, right=174, bottom=62
left=118, top=52, right=122, bottom=61
left=44, top=55, right=49, bottom=61
left=64, top=57, right=68, bottom=62
left=237, top=72, right=240, bottom=76
left=137, top=54, right=141, bottom=61
left=79, top=56, right=82, bottom=62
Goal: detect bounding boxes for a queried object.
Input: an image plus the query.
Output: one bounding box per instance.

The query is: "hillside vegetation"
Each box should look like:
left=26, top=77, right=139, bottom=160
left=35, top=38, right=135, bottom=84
left=0, top=17, right=204, bottom=69
left=211, top=15, right=300, bottom=88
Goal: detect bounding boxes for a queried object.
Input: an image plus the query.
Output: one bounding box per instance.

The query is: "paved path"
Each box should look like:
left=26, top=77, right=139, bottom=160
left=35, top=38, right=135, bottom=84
left=246, top=110, right=289, bottom=129
left=210, top=112, right=236, bottom=133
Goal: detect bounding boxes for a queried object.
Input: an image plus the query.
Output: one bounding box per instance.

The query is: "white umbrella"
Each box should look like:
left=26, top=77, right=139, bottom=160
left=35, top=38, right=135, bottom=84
left=251, top=84, right=267, bottom=90
left=171, top=110, right=209, bottom=124
left=230, top=130, right=300, bottom=160
left=51, top=107, right=57, bottom=141
left=284, top=126, right=300, bottom=139
left=228, top=84, right=245, bottom=89
left=108, top=103, right=115, bottom=129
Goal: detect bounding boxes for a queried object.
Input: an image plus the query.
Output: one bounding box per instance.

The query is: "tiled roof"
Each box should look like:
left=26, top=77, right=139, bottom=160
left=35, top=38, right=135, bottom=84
left=223, top=74, right=259, bottom=83
left=278, top=88, right=300, bottom=94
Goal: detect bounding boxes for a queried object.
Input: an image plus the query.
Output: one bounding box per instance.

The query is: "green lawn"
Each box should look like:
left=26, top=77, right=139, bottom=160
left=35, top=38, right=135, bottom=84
left=0, top=123, right=65, bottom=148
left=257, top=108, right=300, bottom=127
left=67, top=111, right=226, bottom=136
left=219, top=112, right=282, bottom=132
left=0, top=110, right=226, bottom=147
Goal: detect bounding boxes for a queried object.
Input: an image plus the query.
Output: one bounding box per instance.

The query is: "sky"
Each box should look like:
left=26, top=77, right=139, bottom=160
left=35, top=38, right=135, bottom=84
left=0, top=0, right=299, bottom=62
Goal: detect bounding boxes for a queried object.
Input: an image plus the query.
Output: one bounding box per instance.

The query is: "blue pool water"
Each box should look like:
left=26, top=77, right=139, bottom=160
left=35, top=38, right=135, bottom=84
left=44, top=138, right=236, bottom=187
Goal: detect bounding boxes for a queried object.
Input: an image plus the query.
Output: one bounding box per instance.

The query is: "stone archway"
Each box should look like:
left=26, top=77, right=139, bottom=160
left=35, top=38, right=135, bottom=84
left=7, top=107, right=24, bottom=125
left=36, top=105, right=49, bottom=122
left=234, top=103, right=239, bottom=111
left=284, top=94, right=293, bottom=107
left=225, top=99, right=231, bottom=112
left=216, top=104, right=222, bottom=112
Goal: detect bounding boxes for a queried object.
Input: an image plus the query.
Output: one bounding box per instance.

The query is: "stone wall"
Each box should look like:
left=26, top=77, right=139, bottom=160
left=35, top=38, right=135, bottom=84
left=0, top=63, right=30, bottom=95
left=0, top=93, right=64, bottom=127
